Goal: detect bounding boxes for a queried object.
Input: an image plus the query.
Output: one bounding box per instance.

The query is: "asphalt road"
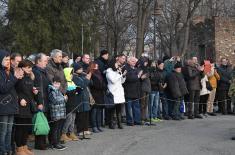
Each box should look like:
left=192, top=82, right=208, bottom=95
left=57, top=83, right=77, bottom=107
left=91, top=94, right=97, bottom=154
left=35, top=115, right=235, bottom=155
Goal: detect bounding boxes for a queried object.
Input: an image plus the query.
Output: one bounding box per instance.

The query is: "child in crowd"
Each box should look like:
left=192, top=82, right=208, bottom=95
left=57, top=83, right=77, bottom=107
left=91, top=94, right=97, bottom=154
left=48, top=76, right=67, bottom=150
left=73, top=63, right=92, bottom=137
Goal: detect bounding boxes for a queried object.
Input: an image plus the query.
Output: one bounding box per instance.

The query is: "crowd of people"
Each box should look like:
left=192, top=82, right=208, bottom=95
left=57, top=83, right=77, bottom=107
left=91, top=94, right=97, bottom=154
left=0, top=49, right=235, bottom=155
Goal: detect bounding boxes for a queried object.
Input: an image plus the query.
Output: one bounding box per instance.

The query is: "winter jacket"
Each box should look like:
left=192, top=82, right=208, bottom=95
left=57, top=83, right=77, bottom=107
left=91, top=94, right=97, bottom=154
left=106, top=68, right=126, bottom=104
left=33, top=66, right=50, bottom=113
left=136, top=57, right=151, bottom=93
left=164, top=59, right=175, bottom=76
left=200, top=75, right=211, bottom=96
left=95, top=57, right=109, bottom=75
left=90, top=70, right=106, bottom=105
left=207, top=68, right=220, bottom=89
left=150, top=68, right=167, bottom=92
left=48, top=85, right=66, bottom=121
left=123, top=64, right=141, bottom=99
left=64, top=68, right=78, bottom=113
left=228, top=78, right=235, bottom=97
left=15, top=75, right=35, bottom=118
left=73, top=73, right=91, bottom=112
left=46, top=59, right=67, bottom=94
left=167, top=71, right=188, bottom=99
left=184, top=64, right=202, bottom=91
left=217, top=65, right=232, bottom=91
left=0, top=51, right=19, bottom=115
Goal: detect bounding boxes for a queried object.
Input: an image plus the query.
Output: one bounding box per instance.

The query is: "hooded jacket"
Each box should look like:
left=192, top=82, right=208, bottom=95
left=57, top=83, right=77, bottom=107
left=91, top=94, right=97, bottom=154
left=0, top=50, right=19, bottom=115
left=64, top=67, right=78, bottom=113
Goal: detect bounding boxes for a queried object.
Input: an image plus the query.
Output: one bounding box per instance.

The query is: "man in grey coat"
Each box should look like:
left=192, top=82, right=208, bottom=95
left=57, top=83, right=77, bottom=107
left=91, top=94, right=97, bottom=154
left=46, top=49, right=67, bottom=94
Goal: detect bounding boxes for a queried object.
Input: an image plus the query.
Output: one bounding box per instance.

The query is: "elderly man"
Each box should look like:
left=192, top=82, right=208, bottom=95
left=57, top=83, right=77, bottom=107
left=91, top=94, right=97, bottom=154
left=184, top=56, right=203, bottom=119
left=46, top=49, right=67, bottom=94
left=32, top=53, right=50, bottom=150
left=123, top=57, right=142, bottom=126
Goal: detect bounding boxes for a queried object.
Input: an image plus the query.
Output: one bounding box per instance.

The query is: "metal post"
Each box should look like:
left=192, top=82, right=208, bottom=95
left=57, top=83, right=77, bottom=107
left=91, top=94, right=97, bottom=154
left=153, top=16, right=156, bottom=60
left=82, top=24, right=84, bottom=55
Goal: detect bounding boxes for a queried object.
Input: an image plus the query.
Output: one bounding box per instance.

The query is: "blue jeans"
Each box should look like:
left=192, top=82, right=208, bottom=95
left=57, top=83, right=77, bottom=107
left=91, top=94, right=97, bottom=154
left=0, top=115, right=14, bottom=154
left=91, top=107, right=102, bottom=129
left=148, top=91, right=159, bottom=119
left=62, top=113, right=76, bottom=134
left=125, top=99, right=141, bottom=125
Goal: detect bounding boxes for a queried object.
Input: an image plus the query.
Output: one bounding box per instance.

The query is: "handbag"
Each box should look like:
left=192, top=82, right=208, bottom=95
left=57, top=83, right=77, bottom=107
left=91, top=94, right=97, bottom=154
left=206, top=81, right=213, bottom=91
left=32, top=112, right=50, bottom=135
left=87, top=87, right=95, bottom=106
left=179, top=100, right=186, bottom=113
left=103, top=89, right=115, bottom=109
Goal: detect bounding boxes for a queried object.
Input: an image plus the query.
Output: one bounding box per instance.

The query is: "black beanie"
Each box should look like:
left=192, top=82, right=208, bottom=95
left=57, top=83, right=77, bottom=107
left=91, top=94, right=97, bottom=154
left=174, top=62, right=182, bottom=69
left=73, top=62, right=83, bottom=72
left=100, top=50, right=109, bottom=56
left=157, top=60, right=163, bottom=66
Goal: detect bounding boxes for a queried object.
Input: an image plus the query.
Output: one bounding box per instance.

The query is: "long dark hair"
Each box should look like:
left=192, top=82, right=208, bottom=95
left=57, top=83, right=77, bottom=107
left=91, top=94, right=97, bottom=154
left=108, top=58, right=118, bottom=71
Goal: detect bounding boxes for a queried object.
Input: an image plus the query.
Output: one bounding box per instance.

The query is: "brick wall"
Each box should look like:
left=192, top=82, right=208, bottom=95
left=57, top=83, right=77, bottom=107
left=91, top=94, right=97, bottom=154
left=215, top=17, right=235, bottom=64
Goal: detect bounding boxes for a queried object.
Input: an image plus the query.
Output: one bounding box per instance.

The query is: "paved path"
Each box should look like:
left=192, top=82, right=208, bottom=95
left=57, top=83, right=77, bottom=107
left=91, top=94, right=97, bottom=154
left=35, top=115, right=235, bottom=155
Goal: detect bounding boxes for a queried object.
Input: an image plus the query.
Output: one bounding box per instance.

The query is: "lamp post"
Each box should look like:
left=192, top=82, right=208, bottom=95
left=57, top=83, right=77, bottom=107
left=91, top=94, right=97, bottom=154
left=153, top=1, right=162, bottom=59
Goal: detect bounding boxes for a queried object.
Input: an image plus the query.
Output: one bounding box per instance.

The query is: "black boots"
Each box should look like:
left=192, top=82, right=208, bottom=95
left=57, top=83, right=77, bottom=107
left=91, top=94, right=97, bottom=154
left=117, top=112, right=123, bottom=129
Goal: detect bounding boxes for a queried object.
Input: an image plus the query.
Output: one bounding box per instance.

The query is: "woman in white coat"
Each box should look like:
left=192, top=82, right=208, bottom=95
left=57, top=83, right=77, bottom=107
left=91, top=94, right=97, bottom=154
left=199, top=62, right=211, bottom=117
left=106, top=59, right=126, bottom=129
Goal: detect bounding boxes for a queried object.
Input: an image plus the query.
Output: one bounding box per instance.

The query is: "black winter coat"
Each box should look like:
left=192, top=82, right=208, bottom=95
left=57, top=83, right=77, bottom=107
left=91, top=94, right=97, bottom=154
left=90, top=70, right=106, bottom=105
left=217, top=65, right=232, bottom=90
left=167, top=71, right=188, bottom=99
left=123, top=65, right=141, bottom=99
left=73, top=73, right=91, bottom=112
left=15, top=75, right=35, bottom=118
left=184, top=64, right=202, bottom=91
left=150, top=68, right=167, bottom=92
left=0, top=51, right=18, bottom=115
left=33, top=66, right=50, bottom=113
left=95, top=57, right=109, bottom=75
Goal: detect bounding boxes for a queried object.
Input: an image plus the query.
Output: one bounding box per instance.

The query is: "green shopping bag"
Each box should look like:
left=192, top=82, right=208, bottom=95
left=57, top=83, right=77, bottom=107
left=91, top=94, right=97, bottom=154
left=32, top=112, right=50, bottom=135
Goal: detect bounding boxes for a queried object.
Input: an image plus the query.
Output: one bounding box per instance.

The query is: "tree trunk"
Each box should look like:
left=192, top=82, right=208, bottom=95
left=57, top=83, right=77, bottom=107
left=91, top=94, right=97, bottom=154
left=136, top=0, right=149, bottom=58
left=181, top=19, right=190, bottom=57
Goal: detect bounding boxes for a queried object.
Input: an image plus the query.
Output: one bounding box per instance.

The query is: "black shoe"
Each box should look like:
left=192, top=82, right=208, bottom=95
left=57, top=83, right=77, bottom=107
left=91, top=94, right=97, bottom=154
left=35, top=145, right=48, bottom=150
left=53, top=144, right=67, bottom=151
left=208, top=112, right=216, bottom=116
left=164, top=116, right=172, bottom=120
left=188, top=116, right=194, bottom=119
left=180, top=116, right=185, bottom=120
left=231, top=137, right=235, bottom=140
left=97, top=127, right=103, bottom=132
left=195, top=114, right=203, bottom=119
left=109, top=124, right=115, bottom=129
left=126, top=123, right=134, bottom=126
left=172, top=117, right=181, bottom=121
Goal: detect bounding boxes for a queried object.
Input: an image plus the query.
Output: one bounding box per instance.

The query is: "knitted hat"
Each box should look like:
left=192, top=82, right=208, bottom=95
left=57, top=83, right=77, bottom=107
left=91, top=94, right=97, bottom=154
left=174, top=62, right=182, bottom=69
left=73, top=62, right=83, bottom=72
left=157, top=60, right=163, bottom=66
left=100, top=50, right=109, bottom=56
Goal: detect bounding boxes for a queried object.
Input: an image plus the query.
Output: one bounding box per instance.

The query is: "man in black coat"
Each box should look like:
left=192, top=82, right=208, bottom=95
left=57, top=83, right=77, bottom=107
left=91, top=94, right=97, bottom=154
left=123, top=57, right=142, bottom=126
left=33, top=53, right=50, bottom=150
left=184, top=57, right=203, bottom=119
left=217, top=58, right=233, bottom=114
left=95, top=50, right=109, bottom=76
left=167, top=62, right=188, bottom=120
